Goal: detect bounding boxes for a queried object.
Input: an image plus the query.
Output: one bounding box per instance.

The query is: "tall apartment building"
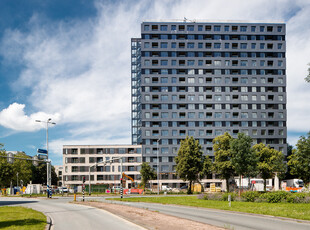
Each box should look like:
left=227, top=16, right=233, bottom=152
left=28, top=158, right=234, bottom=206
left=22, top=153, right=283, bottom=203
left=131, top=21, right=287, bottom=187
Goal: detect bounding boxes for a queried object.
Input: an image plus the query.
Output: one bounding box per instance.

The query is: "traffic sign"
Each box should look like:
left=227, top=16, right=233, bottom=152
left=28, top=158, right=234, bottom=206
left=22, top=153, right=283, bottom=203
left=37, top=149, right=48, bottom=154
left=38, top=154, right=48, bottom=160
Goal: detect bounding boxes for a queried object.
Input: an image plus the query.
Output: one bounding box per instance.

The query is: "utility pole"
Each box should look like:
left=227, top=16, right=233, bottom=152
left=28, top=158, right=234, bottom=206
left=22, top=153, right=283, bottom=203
left=157, top=138, right=160, bottom=195
left=36, top=118, right=56, bottom=198
left=120, top=157, right=123, bottom=199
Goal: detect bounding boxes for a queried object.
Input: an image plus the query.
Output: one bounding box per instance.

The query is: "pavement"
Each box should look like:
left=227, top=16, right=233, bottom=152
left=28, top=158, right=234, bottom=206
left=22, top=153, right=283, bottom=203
left=1, top=195, right=310, bottom=230
left=0, top=196, right=145, bottom=230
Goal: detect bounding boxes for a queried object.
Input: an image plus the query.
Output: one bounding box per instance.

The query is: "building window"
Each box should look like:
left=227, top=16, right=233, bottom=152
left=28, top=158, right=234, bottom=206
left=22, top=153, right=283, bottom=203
left=188, top=77, right=195, bottom=83
left=187, top=25, right=194, bottom=31
left=214, top=112, right=222, bottom=118
left=160, top=25, right=167, bottom=31
left=214, top=43, right=221, bottom=48
left=240, top=26, right=247, bottom=32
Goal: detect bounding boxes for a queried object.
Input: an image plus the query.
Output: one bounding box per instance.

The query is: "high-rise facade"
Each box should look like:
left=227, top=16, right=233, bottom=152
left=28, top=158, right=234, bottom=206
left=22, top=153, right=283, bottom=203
left=131, top=21, right=286, bottom=186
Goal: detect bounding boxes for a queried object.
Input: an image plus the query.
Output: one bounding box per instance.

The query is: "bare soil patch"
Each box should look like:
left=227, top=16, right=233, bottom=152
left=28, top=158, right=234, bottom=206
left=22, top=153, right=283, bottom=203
left=76, top=201, right=224, bottom=230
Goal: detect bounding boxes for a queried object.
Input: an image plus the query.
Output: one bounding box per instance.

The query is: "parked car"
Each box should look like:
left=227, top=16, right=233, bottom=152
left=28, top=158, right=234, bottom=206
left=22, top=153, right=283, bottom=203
left=51, top=188, right=59, bottom=194
left=161, top=185, right=172, bottom=191
left=59, top=187, right=68, bottom=193
left=180, top=185, right=188, bottom=190
left=112, top=186, right=121, bottom=192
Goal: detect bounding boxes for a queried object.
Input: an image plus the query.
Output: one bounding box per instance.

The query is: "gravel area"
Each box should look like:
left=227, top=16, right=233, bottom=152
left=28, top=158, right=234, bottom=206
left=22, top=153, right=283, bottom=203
left=76, top=201, right=224, bottom=230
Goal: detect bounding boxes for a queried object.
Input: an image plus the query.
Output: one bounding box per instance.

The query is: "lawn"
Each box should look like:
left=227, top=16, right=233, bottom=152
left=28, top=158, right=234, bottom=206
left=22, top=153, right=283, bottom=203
left=110, top=196, right=310, bottom=221
left=0, top=206, right=46, bottom=230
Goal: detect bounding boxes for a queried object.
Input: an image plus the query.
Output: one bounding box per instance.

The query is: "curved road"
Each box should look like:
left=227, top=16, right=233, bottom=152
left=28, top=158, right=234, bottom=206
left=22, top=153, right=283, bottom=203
left=1, top=196, right=310, bottom=230
left=0, top=197, right=144, bottom=230
left=102, top=197, right=310, bottom=230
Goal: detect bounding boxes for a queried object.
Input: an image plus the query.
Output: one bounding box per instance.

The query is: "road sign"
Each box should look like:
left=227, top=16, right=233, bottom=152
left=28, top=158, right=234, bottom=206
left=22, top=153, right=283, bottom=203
left=38, top=154, right=48, bottom=160
left=37, top=149, right=48, bottom=154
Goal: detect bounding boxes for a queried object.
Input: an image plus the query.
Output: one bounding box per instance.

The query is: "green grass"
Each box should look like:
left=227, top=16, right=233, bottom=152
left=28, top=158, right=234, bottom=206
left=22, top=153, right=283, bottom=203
left=110, top=196, right=310, bottom=221
left=0, top=206, right=46, bottom=230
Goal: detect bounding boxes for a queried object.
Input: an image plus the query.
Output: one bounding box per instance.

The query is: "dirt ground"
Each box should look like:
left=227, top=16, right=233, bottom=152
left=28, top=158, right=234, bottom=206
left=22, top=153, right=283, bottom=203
left=76, top=201, right=224, bottom=230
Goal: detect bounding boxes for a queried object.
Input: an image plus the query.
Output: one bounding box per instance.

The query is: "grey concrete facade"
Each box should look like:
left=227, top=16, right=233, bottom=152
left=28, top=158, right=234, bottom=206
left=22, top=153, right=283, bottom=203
left=131, top=21, right=287, bottom=184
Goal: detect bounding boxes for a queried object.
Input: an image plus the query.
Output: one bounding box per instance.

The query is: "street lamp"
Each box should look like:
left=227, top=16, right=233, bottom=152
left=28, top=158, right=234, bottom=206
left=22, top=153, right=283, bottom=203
left=157, top=138, right=160, bottom=195
left=36, top=118, right=56, bottom=197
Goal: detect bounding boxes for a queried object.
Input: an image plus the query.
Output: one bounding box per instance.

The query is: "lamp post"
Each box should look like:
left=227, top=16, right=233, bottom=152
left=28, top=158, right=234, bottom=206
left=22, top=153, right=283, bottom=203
left=36, top=118, right=56, bottom=197
left=88, top=163, right=97, bottom=196
left=157, top=138, right=160, bottom=195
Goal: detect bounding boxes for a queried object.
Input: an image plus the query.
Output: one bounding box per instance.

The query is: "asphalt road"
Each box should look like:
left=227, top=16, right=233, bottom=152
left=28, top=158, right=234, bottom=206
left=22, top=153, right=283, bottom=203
left=2, top=196, right=310, bottom=230
left=0, top=197, right=145, bottom=230
left=102, top=197, right=310, bottom=230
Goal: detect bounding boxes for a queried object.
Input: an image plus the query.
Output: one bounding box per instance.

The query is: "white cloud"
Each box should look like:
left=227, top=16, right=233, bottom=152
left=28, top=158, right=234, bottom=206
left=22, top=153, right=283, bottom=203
left=0, top=0, right=310, bottom=158
left=0, top=103, right=60, bottom=131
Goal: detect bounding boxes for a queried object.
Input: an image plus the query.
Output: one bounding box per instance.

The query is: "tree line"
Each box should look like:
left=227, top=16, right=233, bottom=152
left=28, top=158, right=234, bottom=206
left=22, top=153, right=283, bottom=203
left=140, top=132, right=310, bottom=194
left=0, top=144, right=58, bottom=188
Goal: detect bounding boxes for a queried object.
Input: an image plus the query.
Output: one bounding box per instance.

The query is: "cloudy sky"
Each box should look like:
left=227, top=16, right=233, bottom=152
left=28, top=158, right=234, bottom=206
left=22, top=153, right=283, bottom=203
left=0, top=0, right=309, bottom=165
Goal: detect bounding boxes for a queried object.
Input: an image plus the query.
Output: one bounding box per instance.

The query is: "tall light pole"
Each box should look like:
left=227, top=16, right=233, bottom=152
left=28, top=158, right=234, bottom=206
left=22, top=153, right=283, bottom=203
left=36, top=118, right=56, bottom=196
left=157, top=138, right=160, bottom=195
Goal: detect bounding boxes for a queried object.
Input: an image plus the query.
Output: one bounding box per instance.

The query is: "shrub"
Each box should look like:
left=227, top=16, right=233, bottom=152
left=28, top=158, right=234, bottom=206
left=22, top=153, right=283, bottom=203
left=241, top=191, right=261, bottom=202
left=286, top=193, right=307, bottom=203
left=197, top=194, right=206, bottom=200
left=222, top=192, right=237, bottom=201
left=204, top=193, right=223, bottom=201
left=263, top=191, right=288, bottom=203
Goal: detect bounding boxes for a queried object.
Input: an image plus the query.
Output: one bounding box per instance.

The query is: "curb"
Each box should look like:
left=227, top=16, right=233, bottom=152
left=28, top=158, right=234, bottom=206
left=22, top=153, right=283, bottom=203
left=45, top=214, right=53, bottom=230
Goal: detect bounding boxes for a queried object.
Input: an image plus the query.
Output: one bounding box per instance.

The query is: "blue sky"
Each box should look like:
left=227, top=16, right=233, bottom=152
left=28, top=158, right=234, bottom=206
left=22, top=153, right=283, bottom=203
left=0, top=0, right=309, bottom=166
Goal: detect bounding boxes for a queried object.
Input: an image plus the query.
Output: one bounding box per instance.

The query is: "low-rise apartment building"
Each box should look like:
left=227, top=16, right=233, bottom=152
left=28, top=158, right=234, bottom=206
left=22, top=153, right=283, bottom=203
left=62, top=145, right=142, bottom=188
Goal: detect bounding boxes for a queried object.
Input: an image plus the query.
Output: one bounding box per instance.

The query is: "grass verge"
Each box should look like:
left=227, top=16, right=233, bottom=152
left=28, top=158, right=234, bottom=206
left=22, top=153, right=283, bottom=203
left=110, top=196, right=310, bottom=221
left=0, top=206, right=46, bottom=230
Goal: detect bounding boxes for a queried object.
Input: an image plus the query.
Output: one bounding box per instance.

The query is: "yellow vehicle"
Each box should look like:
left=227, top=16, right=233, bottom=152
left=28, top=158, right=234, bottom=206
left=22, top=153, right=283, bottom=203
left=122, top=173, right=136, bottom=188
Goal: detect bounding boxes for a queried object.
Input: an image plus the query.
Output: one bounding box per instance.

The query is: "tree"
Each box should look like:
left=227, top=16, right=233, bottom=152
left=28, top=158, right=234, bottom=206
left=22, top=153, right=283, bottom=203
left=12, top=152, right=32, bottom=187
left=288, top=132, right=310, bottom=186
left=305, top=63, right=310, bottom=82
left=285, top=144, right=296, bottom=179
left=231, top=133, right=258, bottom=192
left=201, top=155, right=213, bottom=178
left=175, top=136, right=204, bottom=194
left=253, top=143, right=285, bottom=191
left=140, top=162, right=156, bottom=190
left=31, top=163, right=58, bottom=185
left=212, top=132, right=234, bottom=192
left=0, top=144, right=14, bottom=188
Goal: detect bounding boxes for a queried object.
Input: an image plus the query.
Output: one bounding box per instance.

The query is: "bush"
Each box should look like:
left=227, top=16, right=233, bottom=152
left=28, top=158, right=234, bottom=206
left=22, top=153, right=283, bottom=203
left=262, top=191, right=288, bottom=203
left=222, top=192, right=237, bottom=201
left=201, top=193, right=223, bottom=201
left=198, top=191, right=310, bottom=203
left=197, top=193, right=206, bottom=200
left=197, top=192, right=238, bottom=201
left=286, top=193, right=308, bottom=203
left=241, top=191, right=261, bottom=202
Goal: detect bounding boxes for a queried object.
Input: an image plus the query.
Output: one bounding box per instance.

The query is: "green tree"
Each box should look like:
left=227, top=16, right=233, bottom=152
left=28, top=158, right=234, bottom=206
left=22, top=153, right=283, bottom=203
left=0, top=144, right=14, bottom=188
left=175, top=136, right=204, bottom=194
left=253, top=143, right=286, bottom=191
left=285, top=144, right=295, bottom=179
left=31, top=163, right=58, bottom=185
left=212, top=132, right=234, bottom=192
left=199, top=155, right=213, bottom=193
left=201, top=155, right=213, bottom=178
left=288, top=132, right=310, bottom=186
left=140, top=162, right=156, bottom=190
left=305, top=63, right=310, bottom=82
left=12, top=152, right=32, bottom=187
left=231, top=133, right=258, bottom=192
